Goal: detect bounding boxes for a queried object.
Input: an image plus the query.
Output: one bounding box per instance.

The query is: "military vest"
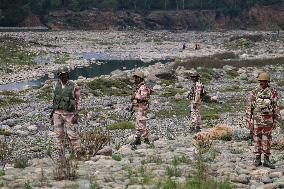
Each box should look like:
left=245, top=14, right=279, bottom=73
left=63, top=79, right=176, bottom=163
left=53, top=81, right=76, bottom=112
left=188, top=82, right=205, bottom=101
left=253, top=87, right=275, bottom=115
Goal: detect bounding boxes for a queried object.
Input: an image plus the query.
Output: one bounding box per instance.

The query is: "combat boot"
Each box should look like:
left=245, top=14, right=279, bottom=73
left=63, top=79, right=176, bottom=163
left=144, top=138, right=151, bottom=145
left=263, top=157, right=275, bottom=169
left=195, top=126, right=201, bottom=133
left=131, top=135, right=141, bottom=146
left=189, top=127, right=195, bottom=133
left=253, top=155, right=262, bottom=167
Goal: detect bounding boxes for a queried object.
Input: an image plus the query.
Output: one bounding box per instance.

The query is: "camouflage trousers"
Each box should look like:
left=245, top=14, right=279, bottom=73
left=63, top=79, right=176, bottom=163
left=135, top=108, right=149, bottom=139
left=253, top=125, right=273, bottom=158
left=190, top=103, right=201, bottom=129
left=53, top=112, right=82, bottom=152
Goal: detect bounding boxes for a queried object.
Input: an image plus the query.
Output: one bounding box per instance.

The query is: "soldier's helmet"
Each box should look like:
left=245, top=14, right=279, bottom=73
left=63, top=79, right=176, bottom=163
left=258, top=72, right=270, bottom=81
left=57, top=66, right=69, bottom=76
left=190, top=71, right=200, bottom=77
left=133, top=71, right=144, bottom=79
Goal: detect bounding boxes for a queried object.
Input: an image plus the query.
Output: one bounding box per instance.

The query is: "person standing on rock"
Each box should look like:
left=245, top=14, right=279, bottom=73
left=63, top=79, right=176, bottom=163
left=130, top=71, right=152, bottom=146
left=50, top=66, right=84, bottom=158
left=246, top=72, right=280, bottom=169
left=187, top=71, right=204, bottom=133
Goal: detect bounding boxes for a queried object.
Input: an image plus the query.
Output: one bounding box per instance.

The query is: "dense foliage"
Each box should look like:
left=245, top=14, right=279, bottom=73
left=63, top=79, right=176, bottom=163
left=0, top=0, right=284, bottom=26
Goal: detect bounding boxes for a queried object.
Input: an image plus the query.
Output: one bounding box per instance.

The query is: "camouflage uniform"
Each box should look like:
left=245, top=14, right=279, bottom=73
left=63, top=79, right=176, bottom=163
left=188, top=81, right=203, bottom=131
left=132, top=81, right=151, bottom=140
left=246, top=85, right=280, bottom=166
left=52, top=80, right=82, bottom=153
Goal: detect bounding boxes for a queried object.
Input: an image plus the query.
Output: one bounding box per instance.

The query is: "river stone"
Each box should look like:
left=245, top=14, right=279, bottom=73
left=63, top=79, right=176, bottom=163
left=251, top=169, right=270, bottom=179
left=97, top=146, right=113, bottom=156
left=16, top=130, right=29, bottom=136
left=257, top=183, right=278, bottom=189
left=27, top=124, right=38, bottom=132
left=269, top=171, right=283, bottom=179
left=261, top=176, right=273, bottom=184
left=153, top=85, right=162, bottom=90
left=230, top=174, right=250, bottom=184
left=13, top=125, right=23, bottom=130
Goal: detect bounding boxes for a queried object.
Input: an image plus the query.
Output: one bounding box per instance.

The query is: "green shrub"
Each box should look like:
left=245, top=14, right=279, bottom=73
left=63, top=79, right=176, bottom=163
left=166, top=166, right=181, bottom=177
left=155, top=178, right=176, bottom=189
left=54, top=54, right=70, bottom=64
left=198, top=67, right=215, bottom=84
left=160, top=88, right=186, bottom=97
left=219, top=133, right=232, bottom=141
left=185, top=177, right=235, bottom=189
left=227, top=69, right=239, bottom=78
left=86, top=78, right=132, bottom=96
left=225, top=38, right=254, bottom=50
left=107, top=121, right=135, bottom=130
left=23, top=180, right=33, bottom=189
left=112, top=154, right=122, bottom=161
left=160, top=79, right=175, bottom=86
left=221, top=85, right=242, bottom=92
left=81, top=131, right=111, bottom=158
left=276, top=80, right=284, bottom=87
left=36, top=85, right=53, bottom=101
left=89, top=178, right=99, bottom=189
left=0, top=37, right=34, bottom=68
left=53, top=156, right=78, bottom=180
left=156, top=99, right=189, bottom=118
left=14, top=156, right=29, bottom=168
left=230, top=148, right=244, bottom=154
left=0, top=90, right=17, bottom=96
left=172, top=155, right=192, bottom=166
left=0, top=97, right=27, bottom=107
left=0, top=170, right=5, bottom=176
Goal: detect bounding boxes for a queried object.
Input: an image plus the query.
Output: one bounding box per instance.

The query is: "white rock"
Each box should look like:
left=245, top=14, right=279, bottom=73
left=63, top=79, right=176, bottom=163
left=27, top=125, right=38, bottom=131
left=153, top=85, right=162, bottom=90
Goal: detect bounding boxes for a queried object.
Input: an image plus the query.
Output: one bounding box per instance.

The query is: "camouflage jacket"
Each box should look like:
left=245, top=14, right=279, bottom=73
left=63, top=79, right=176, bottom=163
left=131, top=81, right=151, bottom=111
left=52, top=80, right=80, bottom=115
left=188, top=81, right=203, bottom=105
left=246, top=85, right=280, bottom=127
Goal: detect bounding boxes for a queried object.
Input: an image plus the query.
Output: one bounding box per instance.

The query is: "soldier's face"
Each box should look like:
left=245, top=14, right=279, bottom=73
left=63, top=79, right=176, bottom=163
left=191, top=76, right=199, bottom=82
left=133, top=76, right=141, bottom=84
left=259, top=80, right=268, bottom=89
left=59, top=73, right=69, bottom=83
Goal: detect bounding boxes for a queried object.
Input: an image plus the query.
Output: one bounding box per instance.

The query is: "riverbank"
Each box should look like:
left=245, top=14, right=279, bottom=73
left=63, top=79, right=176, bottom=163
left=1, top=30, right=284, bottom=86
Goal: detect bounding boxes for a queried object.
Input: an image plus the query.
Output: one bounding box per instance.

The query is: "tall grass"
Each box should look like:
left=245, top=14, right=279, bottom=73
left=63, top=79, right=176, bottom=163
left=173, top=53, right=284, bottom=69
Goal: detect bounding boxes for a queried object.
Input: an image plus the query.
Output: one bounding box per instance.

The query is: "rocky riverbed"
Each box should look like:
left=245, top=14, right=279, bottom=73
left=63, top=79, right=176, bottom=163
left=0, top=30, right=284, bottom=189
left=0, top=30, right=284, bottom=85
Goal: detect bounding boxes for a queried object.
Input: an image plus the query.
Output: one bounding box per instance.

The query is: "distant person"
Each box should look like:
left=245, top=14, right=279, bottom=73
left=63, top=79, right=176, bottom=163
left=182, top=43, right=186, bottom=50
left=130, top=71, right=152, bottom=147
left=246, top=72, right=280, bottom=169
left=195, top=43, right=200, bottom=50
left=50, top=66, right=84, bottom=158
left=187, top=72, right=204, bottom=133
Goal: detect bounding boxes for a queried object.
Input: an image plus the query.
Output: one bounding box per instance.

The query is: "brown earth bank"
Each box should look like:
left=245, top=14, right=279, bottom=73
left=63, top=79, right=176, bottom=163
left=22, top=5, right=284, bottom=30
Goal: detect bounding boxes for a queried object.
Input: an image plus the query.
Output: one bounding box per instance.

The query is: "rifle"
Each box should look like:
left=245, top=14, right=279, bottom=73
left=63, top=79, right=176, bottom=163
left=50, top=109, right=55, bottom=125
left=128, top=104, right=135, bottom=121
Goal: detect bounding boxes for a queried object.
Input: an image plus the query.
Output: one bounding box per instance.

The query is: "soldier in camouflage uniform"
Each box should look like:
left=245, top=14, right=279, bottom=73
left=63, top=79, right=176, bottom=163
left=188, top=71, right=204, bottom=133
left=130, top=71, right=152, bottom=146
left=50, top=66, right=83, bottom=157
left=246, top=72, right=280, bottom=169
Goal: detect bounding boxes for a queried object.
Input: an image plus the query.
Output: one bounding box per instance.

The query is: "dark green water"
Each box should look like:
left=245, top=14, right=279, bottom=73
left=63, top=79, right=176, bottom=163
left=0, top=59, right=169, bottom=91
